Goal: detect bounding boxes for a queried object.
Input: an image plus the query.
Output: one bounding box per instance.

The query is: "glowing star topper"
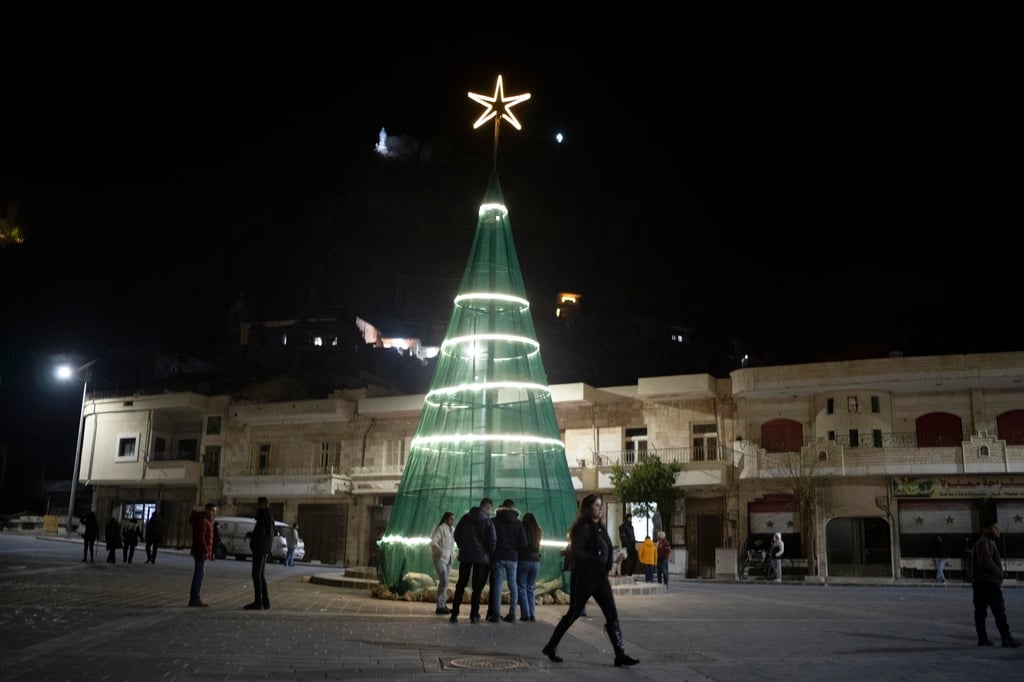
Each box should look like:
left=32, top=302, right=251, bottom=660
left=468, top=75, right=531, bottom=132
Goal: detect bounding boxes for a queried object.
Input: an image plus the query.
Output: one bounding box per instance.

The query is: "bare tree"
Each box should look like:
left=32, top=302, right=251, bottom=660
left=762, top=449, right=828, bottom=576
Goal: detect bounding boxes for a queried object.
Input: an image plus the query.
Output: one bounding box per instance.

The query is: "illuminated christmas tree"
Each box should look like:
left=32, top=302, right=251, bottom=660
left=376, top=76, right=578, bottom=593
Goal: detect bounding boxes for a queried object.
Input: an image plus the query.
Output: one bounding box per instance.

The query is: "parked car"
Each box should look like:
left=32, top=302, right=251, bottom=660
left=213, top=516, right=305, bottom=563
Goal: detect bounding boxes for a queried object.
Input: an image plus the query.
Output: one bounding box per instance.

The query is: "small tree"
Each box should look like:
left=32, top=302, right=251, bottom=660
left=610, top=455, right=684, bottom=536
left=763, top=450, right=827, bottom=575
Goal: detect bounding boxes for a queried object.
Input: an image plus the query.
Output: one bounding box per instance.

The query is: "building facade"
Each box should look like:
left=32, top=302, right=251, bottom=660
left=75, top=351, right=1024, bottom=581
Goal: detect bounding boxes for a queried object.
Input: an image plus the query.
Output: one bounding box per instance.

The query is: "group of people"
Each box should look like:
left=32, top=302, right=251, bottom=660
left=431, top=498, right=541, bottom=624
left=187, top=496, right=278, bottom=610
left=617, top=514, right=673, bottom=586
left=79, top=510, right=165, bottom=565
left=432, top=494, right=639, bottom=668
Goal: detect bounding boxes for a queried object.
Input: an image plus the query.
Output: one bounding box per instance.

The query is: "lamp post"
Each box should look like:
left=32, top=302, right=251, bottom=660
left=57, top=359, right=98, bottom=536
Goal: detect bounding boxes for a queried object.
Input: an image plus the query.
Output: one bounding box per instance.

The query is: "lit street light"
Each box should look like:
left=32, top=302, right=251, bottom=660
left=56, top=359, right=98, bottom=536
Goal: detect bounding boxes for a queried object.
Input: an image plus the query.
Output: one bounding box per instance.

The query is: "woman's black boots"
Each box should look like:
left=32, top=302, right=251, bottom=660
left=542, top=615, right=573, bottom=662
left=605, top=621, right=639, bottom=667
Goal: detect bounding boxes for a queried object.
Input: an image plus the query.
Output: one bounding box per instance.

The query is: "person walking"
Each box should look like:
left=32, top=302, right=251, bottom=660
left=543, top=493, right=639, bottom=668
left=770, top=531, right=785, bottom=582
left=655, top=530, right=671, bottom=587
left=244, top=496, right=275, bottom=610
left=972, top=521, right=1021, bottom=647
left=489, top=499, right=527, bottom=623
left=449, top=498, right=496, bottom=624
left=80, top=510, right=99, bottom=563
left=284, top=523, right=300, bottom=567
left=933, top=535, right=949, bottom=583
left=188, top=502, right=217, bottom=607
left=122, top=519, right=142, bottom=564
left=145, top=511, right=164, bottom=564
left=618, top=513, right=637, bottom=577
left=518, top=512, right=542, bottom=622
left=429, top=511, right=455, bottom=615
left=104, top=516, right=122, bottom=564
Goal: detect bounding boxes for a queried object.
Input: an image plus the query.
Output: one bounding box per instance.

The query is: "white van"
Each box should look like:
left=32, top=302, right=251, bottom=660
left=213, top=516, right=305, bottom=563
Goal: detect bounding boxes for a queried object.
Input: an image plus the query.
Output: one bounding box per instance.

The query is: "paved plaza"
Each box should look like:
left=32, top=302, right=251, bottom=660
left=1, top=533, right=1022, bottom=681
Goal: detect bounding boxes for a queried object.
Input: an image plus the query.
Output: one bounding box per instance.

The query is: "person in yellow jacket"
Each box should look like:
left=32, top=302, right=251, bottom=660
left=638, top=535, right=657, bottom=582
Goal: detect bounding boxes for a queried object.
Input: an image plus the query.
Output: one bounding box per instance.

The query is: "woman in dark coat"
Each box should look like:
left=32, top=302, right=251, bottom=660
left=542, top=494, right=639, bottom=667
left=104, top=517, right=122, bottom=564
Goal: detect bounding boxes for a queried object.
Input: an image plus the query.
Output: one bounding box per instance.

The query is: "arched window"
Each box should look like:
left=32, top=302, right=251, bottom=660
left=997, top=410, right=1024, bottom=446
left=915, top=413, right=963, bottom=447
left=761, top=418, right=803, bottom=453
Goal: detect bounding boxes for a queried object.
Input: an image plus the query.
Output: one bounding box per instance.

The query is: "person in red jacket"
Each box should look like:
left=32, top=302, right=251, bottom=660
left=188, top=502, right=218, bottom=607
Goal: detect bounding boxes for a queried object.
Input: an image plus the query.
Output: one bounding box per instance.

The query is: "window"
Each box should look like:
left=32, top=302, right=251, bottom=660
left=849, top=429, right=859, bottom=448
left=116, top=435, right=138, bottom=461
left=154, top=437, right=166, bottom=455
left=870, top=396, right=880, bottom=414
left=847, top=396, right=859, bottom=413
left=624, top=427, right=647, bottom=464
left=873, top=429, right=883, bottom=448
left=206, top=416, right=222, bottom=435
left=383, top=439, right=405, bottom=468
left=979, top=445, right=990, bottom=457
left=204, top=446, right=221, bottom=476
left=257, top=444, right=271, bottom=472
left=692, top=423, right=718, bottom=461
left=178, top=439, right=198, bottom=461
left=827, top=430, right=836, bottom=441
left=827, top=398, right=834, bottom=415
left=760, top=419, right=803, bottom=453
left=320, top=441, right=341, bottom=472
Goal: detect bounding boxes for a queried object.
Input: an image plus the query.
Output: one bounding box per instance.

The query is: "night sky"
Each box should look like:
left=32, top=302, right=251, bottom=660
left=1, top=9, right=1019, bottom=500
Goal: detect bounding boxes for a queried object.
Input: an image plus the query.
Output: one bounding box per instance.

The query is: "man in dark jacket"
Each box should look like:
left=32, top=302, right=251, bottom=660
left=80, top=510, right=99, bottom=563
left=244, top=496, right=275, bottom=611
left=449, top=498, right=496, bottom=624
left=618, top=513, right=637, bottom=576
left=972, top=521, right=1021, bottom=647
left=489, top=499, right=528, bottom=623
left=145, top=511, right=165, bottom=564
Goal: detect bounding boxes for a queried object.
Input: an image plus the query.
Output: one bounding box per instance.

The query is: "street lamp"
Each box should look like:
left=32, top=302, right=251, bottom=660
left=56, top=359, right=98, bottom=536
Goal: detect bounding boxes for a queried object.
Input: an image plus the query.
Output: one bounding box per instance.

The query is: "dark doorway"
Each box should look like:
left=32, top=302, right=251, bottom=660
left=826, top=517, right=892, bottom=577
left=687, top=514, right=723, bottom=578
left=297, top=503, right=348, bottom=565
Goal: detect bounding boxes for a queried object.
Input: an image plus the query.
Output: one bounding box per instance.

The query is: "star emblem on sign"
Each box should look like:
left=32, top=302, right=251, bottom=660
left=468, top=75, right=531, bottom=131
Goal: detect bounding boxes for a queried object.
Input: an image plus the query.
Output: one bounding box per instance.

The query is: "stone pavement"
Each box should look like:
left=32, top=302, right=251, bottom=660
left=1, top=532, right=1022, bottom=681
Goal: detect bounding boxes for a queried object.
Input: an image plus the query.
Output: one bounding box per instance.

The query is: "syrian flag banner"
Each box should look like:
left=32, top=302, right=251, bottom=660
left=998, top=502, right=1024, bottom=533
left=898, top=500, right=973, bottom=534
left=748, top=496, right=798, bottom=534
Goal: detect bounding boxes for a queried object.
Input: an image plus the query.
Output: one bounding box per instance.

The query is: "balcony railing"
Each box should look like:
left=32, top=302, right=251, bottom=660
left=148, top=450, right=200, bottom=463
left=753, top=431, right=995, bottom=453
left=221, top=464, right=347, bottom=477
left=589, top=446, right=736, bottom=468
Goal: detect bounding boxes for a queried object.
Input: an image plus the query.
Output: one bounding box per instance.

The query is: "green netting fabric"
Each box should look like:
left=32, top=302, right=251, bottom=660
left=377, top=173, right=579, bottom=593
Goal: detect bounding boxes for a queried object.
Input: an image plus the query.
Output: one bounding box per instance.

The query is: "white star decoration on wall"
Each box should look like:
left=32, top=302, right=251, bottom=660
left=468, top=75, right=531, bottom=131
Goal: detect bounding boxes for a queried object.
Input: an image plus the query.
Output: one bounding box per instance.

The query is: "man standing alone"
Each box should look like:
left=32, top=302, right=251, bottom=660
left=972, top=521, right=1021, bottom=647
left=618, top=513, right=637, bottom=576
left=244, top=496, right=275, bottom=610
left=188, top=502, right=217, bottom=607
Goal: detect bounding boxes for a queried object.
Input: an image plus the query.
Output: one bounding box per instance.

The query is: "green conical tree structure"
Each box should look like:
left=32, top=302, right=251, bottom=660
left=376, top=167, right=579, bottom=594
